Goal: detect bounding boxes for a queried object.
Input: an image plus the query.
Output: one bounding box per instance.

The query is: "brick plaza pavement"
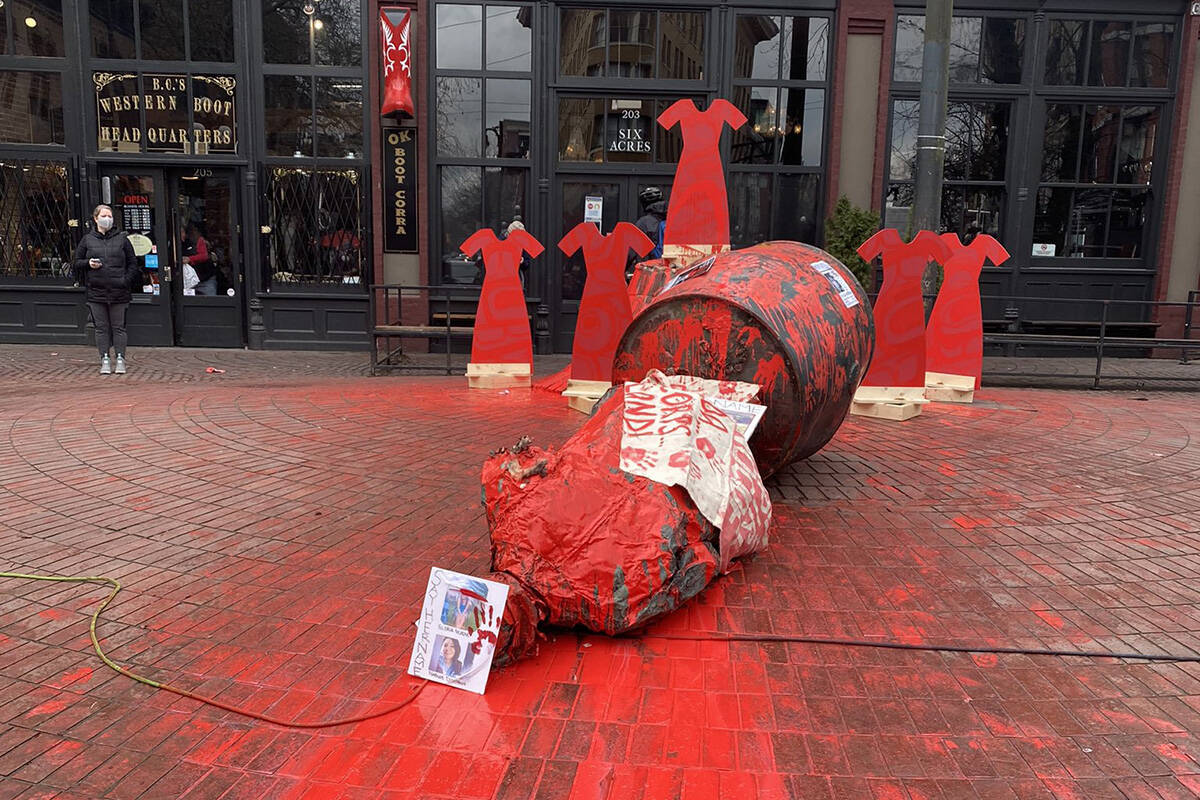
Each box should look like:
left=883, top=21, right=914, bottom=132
left=0, top=344, right=1198, bottom=798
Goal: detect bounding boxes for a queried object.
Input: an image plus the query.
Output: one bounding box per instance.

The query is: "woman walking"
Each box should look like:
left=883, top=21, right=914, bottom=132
left=73, top=205, right=138, bottom=374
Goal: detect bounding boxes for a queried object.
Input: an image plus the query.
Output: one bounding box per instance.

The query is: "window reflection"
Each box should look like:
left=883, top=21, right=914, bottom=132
left=774, top=174, right=819, bottom=243
left=262, top=1, right=308, bottom=63
left=440, top=165, right=482, bottom=277
left=315, top=0, right=361, bottom=66
left=264, top=75, right=312, bottom=157
left=889, top=100, right=919, bottom=181
left=139, top=0, right=185, bottom=60
left=781, top=16, right=828, bottom=81
left=1131, top=22, right=1174, bottom=88
left=437, top=4, right=482, bottom=69
left=731, top=86, right=778, bottom=165
left=608, top=10, right=654, bottom=78
left=13, top=0, right=65, bottom=57
left=485, top=79, right=530, bottom=158
left=1118, top=106, right=1157, bottom=185
left=659, top=13, right=704, bottom=80
left=91, top=0, right=136, bottom=59
left=0, top=71, right=64, bottom=144
left=896, top=15, right=1024, bottom=84
left=436, top=77, right=482, bottom=157
left=559, top=9, right=605, bottom=77
left=779, top=87, right=823, bottom=166
left=316, top=78, right=363, bottom=157
left=487, top=6, right=531, bottom=70
left=729, top=172, right=772, bottom=248
left=189, top=0, right=234, bottom=61
left=735, top=15, right=779, bottom=80
left=558, top=97, right=604, bottom=161
left=1045, top=20, right=1086, bottom=85
left=1089, top=21, right=1130, bottom=87
left=484, top=167, right=528, bottom=234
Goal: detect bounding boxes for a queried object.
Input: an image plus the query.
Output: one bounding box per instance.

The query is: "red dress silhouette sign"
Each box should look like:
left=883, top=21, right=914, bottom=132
left=857, top=229, right=950, bottom=388
left=657, top=99, right=747, bottom=246
left=460, top=229, right=544, bottom=366
left=927, top=233, right=1009, bottom=389
left=559, top=222, right=654, bottom=383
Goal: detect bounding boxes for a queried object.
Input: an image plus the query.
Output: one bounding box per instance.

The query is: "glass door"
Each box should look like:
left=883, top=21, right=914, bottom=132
left=100, top=168, right=174, bottom=346
left=168, top=168, right=243, bottom=347
left=553, top=175, right=670, bottom=351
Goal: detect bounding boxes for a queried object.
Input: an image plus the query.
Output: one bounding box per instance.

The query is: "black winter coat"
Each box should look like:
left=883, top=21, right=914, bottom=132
left=73, top=230, right=138, bottom=304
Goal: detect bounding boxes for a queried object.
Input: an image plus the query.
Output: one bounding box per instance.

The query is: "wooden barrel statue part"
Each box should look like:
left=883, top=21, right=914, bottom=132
left=612, top=240, right=875, bottom=477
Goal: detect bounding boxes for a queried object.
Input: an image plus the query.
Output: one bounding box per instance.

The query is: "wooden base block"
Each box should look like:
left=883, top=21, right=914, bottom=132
left=853, top=385, right=928, bottom=404
left=925, top=372, right=976, bottom=404
left=850, top=400, right=923, bottom=421
left=562, top=379, right=610, bottom=415
left=466, top=362, right=531, bottom=389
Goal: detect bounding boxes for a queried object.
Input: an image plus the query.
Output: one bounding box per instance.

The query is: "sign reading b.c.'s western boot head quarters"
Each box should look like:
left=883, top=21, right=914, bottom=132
left=94, top=72, right=236, bottom=155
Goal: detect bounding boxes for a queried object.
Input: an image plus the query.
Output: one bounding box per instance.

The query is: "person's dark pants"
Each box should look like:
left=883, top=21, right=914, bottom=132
left=88, top=301, right=129, bottom=359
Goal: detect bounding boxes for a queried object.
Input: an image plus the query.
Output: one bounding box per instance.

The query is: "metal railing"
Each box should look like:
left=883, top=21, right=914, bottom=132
left=368, top=284, right=482, bottom=375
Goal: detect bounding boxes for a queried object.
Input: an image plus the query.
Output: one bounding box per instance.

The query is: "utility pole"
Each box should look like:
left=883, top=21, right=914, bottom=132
left=913, top=0, right=952, bottom=313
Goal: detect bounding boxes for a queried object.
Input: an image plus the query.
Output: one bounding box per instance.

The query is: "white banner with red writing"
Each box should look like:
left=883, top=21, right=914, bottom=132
left=380, top=9, right=415, bottom=117
left=619, top=370, right=771, bottom=572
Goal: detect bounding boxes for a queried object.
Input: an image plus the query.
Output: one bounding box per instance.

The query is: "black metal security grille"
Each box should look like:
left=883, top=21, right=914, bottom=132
left=0, top=159, right=76, bottom=279
left=262, top=166, right=365, bottom=288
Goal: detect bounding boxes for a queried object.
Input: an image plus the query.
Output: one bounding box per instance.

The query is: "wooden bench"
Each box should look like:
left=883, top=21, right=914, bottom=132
left=370, top=284, right=481, bottom=375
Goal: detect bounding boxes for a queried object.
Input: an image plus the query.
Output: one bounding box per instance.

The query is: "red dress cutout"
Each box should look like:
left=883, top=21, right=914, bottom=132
left=559, top=222, right=654, bottom=382
left=926, top=233, right=1009, bottom=389
left=460, top=228, right=544, bottom=365
left=857, top=229, right=950, bottom=388
left=657, top=99, right=747, bottom=247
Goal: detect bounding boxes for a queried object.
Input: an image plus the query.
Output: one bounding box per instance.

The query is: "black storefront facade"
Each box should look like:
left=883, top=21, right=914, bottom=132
left=1, top=0, right=372, bottom=350
left=4, top=0, right=1200, bottom=352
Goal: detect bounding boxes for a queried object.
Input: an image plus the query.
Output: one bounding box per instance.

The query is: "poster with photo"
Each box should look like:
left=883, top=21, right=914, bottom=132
left=407, top=568, right=509, bottom=694
left=707, top=397, right=767, bottom=441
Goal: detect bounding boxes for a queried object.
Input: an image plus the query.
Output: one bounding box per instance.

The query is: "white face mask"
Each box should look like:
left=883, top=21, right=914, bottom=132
left=96, top=215, right=113, bottom=231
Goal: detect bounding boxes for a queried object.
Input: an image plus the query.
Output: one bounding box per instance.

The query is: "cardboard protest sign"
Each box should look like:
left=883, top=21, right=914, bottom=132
left=856, top=229, right=950, bottom=389
left=558, top=221, right=653, bottom=382
left=460, top=228, right=543, bottom=367
left=657, top=99, right=747, bottom=247
left=619, top=371, right=771, bottom=572
left=927, top=233, right=1009, bottom=389
left=408, top=568, right=509, bottom=694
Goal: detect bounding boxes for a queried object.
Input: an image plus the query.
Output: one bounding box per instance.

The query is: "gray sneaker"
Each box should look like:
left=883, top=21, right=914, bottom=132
left=100, top=356, right=111, bottom=375
left=114, top=356, right=126, bottom=375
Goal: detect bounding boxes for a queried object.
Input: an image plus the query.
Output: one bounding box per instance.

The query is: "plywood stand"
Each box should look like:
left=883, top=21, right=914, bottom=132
left=925, top=371, right=975, bottom=404
left=562, top=379, right=610, bottom=414
left=466, top=362, right=532, bottom=389
left=850, top=385, right=927, bottom=421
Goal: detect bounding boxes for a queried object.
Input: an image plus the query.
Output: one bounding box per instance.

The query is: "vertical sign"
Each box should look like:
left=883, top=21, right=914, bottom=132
left=382, top=128, right=418, bottom=252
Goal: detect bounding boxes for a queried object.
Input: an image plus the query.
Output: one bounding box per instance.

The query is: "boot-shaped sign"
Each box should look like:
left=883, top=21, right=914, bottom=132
left=558, top=221, right=654, bottom=382
left=460, top=228, right=544, bottom=368
left=856, top=229, right=950, bottom=389
left=657, top=99, right=747, bottom=247
left=927, top=233, right=1009, bottom=389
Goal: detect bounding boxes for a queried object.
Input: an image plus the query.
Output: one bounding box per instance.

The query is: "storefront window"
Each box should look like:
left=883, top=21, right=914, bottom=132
left=437, top=4, right=482, bottom=69
left=560, top=8, right=703, bottom=80
left=1034, top=104, right=1157, bottom=259
left=314, top=0, right=361, bottom=66
left=485, top=78, right=530, bottom=158
left=729, top=13, right=828, bottom=246
left=1045, top=19, right=1175, bottom=88
left=264, top=75, right=312, bottom=157
left=315, top=78, right=363, bottom=157
left=0, top=160, right=75, bottom=279
left=487, top=6, right=530, bottom=70
left=0, top=70, right=64, bottom=144
left=557, top=96, right=692, bottom=164
left=8, top=0, right=66, bottom=57
left=189, top=0, right=234, bottom=62
left=263, top=167, right=364, bottom=287
left=885, top=99, right=1009, bottom=238
left=436, top=77, right=483, bottom=157
left=90, top=0, right=137, bottom=59
left=895, top=15, right=1024, bottom=85
left=139, top=0, right=185, bottom=60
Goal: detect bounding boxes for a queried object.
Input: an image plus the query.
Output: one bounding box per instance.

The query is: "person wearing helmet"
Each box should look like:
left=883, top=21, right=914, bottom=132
left=634, top=185, right=667, bottom=260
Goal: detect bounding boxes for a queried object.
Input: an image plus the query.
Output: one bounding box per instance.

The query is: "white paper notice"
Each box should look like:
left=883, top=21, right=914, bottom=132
left=408, top=568, right=509, bottom=695
left=583, top=196, right=603, bottom=224
left=812, top=260, right=859, bottom=308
